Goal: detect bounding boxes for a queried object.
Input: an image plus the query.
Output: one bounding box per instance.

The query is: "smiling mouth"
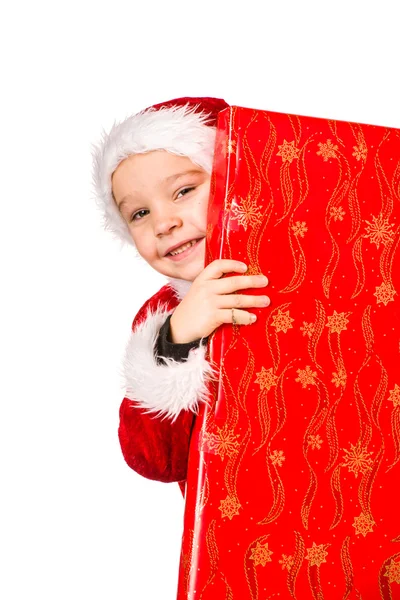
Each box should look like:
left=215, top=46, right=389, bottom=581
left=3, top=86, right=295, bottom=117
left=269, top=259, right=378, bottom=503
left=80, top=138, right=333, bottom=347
left=166, top=238, right=204, bottom=259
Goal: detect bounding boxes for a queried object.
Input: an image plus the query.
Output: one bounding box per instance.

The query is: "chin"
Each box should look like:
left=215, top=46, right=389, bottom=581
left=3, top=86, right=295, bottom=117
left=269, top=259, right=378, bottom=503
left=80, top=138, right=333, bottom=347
left=157, top=250, right=205, bottom=281
left=187, top=258, right=206, bottom=281
left=171, top=263, right=203, bottom=283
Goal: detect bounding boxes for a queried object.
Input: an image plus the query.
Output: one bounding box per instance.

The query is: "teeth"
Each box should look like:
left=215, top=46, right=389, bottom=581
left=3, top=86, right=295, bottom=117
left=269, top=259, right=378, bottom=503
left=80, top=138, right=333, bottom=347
left=169, top=240, right=197, bottom=256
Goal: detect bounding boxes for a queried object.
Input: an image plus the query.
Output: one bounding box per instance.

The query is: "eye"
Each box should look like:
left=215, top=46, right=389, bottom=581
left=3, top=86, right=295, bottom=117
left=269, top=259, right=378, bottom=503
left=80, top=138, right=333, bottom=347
left=130, top=209, right=149, bottom=222
left=176, top=186, right=195, bottom=199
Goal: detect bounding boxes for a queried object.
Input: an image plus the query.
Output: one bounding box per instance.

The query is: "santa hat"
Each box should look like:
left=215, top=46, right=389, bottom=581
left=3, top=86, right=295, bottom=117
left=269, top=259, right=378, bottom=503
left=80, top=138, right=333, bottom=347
left=91, top=96, right=229, bottom=247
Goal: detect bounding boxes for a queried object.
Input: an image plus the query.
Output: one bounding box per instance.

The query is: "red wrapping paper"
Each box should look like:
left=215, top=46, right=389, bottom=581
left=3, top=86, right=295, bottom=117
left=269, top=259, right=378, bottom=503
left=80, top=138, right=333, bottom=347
left=177, top=106, right=400, bottom=599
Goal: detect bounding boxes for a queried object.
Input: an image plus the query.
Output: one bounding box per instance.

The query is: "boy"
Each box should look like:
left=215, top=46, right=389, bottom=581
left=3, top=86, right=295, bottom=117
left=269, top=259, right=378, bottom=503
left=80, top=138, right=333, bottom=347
left=92, top=97, right=270, bottom=493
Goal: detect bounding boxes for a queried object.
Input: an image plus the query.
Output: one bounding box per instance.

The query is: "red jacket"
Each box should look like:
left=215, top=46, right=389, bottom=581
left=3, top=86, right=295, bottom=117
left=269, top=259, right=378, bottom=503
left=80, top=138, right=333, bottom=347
left=117, top=280, right=217, bottom=497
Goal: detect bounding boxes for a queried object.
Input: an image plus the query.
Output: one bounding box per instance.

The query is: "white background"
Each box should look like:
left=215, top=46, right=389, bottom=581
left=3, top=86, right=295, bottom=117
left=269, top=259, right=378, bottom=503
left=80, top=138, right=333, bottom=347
left=1, top=1, right=399, bottom=598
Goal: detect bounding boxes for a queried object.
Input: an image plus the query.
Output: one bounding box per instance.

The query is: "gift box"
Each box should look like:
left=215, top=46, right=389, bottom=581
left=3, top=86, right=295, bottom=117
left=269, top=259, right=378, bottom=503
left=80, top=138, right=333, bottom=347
left=177, top=106, right=400, bottom=599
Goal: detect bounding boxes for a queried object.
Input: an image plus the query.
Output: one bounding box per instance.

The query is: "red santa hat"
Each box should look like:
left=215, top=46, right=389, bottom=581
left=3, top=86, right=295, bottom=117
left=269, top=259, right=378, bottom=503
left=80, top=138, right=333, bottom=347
left=91, top=96, right=229, bottom=247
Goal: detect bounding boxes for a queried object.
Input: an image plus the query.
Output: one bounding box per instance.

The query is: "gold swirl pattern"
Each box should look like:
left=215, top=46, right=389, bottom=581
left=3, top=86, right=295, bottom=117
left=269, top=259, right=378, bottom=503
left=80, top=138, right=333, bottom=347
left=265, top=303, right=292, bottom=372
left=375, top=130, right=394, bottom=219
left=378, top=226, right=400, bottom=304
left=279, top=137, right=313, bottom=292
left=241, top=112, right=271, bottom=277
left=306, top=299, right=326, bottom=370
left=198, top=520, right=234, bottom=599
left=329, top=465, right=344, bottom=530
left=340, top=536, right=357, bottom=599
left=257, top=364, right=292, bottom=524
left=347, top=170, right=364, bottom=244
left=253, top=386, right=272, bottom=456
left=205, top=520, right=218, bottom=573
left=351, top=237, right=366, bottom=298
left=393, top=152, right=400, bottom=201
left=258, top=454, right=285, bottom=526
left=306, top=542, right=330, bottom=599
left=325, top=396, right=342, bottom=471
left=387, top=386, right=400, bottom=471
left=301, top=377, right=329, bottom=529
left=218, top=334, right=255, bottom=519
left=276, top=140, right=300, bottom=223
left=245, top=535, right=273, bottom=599
left=193, top=459, right=210, bottom=521
left=325, top=311, right=348, bottom=471
left=320, top=141, right=352, bottom=298
left=286, top=531, right=305, bottom=598
left=288, top=114, right=302, bottom=146
left=279, top=213, right=307, bottom=293
left=346, top=122, right=367, bottom=242
left=181, top=528, right=194, bottom=599
left=371, top=356, right=388, bottom=428
left=352, top=307, right=386, bottom=527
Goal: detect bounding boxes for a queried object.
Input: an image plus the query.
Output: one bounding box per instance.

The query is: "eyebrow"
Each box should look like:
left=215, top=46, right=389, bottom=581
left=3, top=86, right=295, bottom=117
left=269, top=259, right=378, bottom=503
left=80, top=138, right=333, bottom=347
left=116, top=169, right=204, bottom=213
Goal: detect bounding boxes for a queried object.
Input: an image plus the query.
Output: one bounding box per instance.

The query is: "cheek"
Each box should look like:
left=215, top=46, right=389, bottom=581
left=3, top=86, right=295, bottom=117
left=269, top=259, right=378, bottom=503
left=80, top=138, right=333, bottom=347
left=130, top=231, right=151, bottom=257
left=193, top=198, right=209, bottom=225
left=197, top=187, right=211, bottom=213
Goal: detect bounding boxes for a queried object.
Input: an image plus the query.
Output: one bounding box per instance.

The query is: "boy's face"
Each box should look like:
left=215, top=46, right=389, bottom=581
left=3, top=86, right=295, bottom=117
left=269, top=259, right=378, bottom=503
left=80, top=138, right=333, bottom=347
left=112, top=151, right=209, bottom=282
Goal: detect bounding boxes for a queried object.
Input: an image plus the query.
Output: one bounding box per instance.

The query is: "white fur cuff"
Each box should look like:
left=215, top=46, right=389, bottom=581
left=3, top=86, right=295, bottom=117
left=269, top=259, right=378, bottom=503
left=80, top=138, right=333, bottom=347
left=122, top=304, right=218, bottom=421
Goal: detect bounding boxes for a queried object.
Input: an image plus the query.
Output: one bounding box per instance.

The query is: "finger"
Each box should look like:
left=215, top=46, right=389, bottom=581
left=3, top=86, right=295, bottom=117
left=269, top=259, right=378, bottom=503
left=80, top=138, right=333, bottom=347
left=214, top=273, right=269, bottom=295
left=217, top=293, right=271, bottom=309
left=199, top=259, right=249, bottom=281
left=219, top=308, right=257, bottom=326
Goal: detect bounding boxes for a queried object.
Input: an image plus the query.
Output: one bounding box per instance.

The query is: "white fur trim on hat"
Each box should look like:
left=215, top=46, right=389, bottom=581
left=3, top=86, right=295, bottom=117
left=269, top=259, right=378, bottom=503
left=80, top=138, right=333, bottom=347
left=91, top=103, right=217, bottom=247
left=121, top=303, right=219, bottom=421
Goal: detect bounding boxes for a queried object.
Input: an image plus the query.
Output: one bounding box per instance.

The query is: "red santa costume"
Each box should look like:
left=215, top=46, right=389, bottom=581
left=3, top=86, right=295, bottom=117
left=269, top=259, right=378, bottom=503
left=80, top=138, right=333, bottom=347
left=91, top=97, right=229, bottom=497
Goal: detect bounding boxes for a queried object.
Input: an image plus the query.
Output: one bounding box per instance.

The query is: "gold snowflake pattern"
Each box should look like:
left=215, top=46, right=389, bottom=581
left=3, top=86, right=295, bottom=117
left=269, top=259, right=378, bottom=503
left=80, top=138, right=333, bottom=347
left=295, top=365, right=317, bottom=388
left=330, top=206, right=346, bottom=221
left=384, top=559, right=400, bottom=584
left=317, top=139, right=338, bottom=161
left=388, top=384, right=400, bottom=408
left=305, top=542, right=329, bottom=567
left=202, top=424, right=240, bottom=461
left=363, top=213, right=395, bottom=249
left=342, top=441, right=373, bottom=478
left=331, top=369, right=347, bottom=388
left=300, top=321, right=315, bottom=337
left=374, top=282, right=396, bottom=306
left=219, top=495, right=242, bottom=520
left=230, top=195, right=263, bottom=231
left=352, top=143, right=368, bottom=162
left=227, top=139, right=237, bottom=154
left=270, top=449, right=285, bottom=467
left=255, top=367, right=279, bottom=391
left=279, top=554, right=294, bottom=571
left=326, top=311, right=351, bottom=334
left=352, top=512, right=375, bottom=537
left=271, top=309, right=294, bottom=333
left=277, top=140, right=300, bottom=163
left=291, top=221, right=308, bottom=237
left=249, top=541, right=273, bottom=566
left=308, top=434, right=323, bottom=450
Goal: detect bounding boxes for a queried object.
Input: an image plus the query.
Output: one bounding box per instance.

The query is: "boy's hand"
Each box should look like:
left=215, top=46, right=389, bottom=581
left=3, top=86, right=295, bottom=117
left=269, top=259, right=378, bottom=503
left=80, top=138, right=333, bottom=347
left=169, top=260, right=270, bottom=344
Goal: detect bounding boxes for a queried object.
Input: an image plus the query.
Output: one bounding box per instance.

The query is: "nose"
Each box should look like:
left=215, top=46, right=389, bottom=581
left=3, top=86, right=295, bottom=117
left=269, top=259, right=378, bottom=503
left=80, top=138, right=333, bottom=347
left=153, top=208, right=183, bottom=237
